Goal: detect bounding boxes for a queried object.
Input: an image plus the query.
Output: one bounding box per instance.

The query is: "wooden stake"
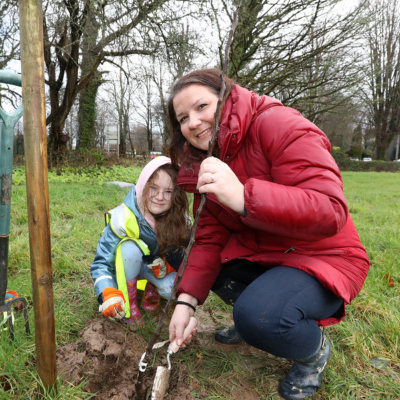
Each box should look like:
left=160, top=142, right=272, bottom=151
left=135, top=1, right=243, bottom=398
left=19, top=0, right=57, bottom=393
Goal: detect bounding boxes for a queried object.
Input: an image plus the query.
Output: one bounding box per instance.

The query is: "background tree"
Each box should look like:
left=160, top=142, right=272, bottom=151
left=75, top=5, right=103, bottom=150
left=318, top=101, right=358, bottom=150
left=364, top=0, right=400, bottom=159
left=0, top=1, right=19, bottom=70
left=42, top=0, right=173, bottom=156
left=95, top=97, right=109, bottom=149
left=64, top=100, right=79, bottom=151
left=103, top=67, right=138, bottom=154
left=149, top=21, right=202, bottom=147
left=130, top=124, right=150, bottom=152
left=347, top=123, right=364, bottom=159
left=136, top=73, right=156, bottom=152
left=0, top=0, right=21, bottom=108
left=211, top=0, right=367, bottom=120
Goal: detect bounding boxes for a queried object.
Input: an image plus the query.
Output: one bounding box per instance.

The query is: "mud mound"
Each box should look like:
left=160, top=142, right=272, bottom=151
left=57, top=318, right=196, bottom=399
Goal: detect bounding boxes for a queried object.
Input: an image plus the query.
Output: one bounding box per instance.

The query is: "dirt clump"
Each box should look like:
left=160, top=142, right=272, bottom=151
left=57, top=318, right=196, bottom=399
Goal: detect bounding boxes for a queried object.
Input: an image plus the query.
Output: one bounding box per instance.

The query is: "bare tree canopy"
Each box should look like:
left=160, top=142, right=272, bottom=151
left=0, top=0, right=21, bottom=109
left=364, top=0, right=400, bottom=159
left=0, top=1, right=19, bottom=70
left=211, top=0, right=368, bottom=122
left=3, top=0, right=400, bottom=159
left=42, top=0, right=193, bottom=155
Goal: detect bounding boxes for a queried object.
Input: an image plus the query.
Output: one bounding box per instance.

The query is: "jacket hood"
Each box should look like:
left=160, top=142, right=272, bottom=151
left=218, top=84, right=282, bottom=160
left=136, top=156, right=171, bottom=230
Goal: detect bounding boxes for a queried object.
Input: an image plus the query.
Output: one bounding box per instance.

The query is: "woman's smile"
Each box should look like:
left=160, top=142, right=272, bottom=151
left=197, top=127, right=212, bottom=139
left=173, top=84, right=219, bottom=151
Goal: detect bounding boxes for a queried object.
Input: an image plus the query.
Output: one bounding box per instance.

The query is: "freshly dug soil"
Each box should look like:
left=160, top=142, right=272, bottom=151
left=57, top=316, right=198, bottom=399
left=57, top=317, right=197, bottom=399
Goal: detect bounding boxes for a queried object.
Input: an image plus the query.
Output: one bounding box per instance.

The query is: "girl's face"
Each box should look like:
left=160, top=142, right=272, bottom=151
left=173, top=84, right=219, bottom=151
left=145, top=170, right=173, bottom=215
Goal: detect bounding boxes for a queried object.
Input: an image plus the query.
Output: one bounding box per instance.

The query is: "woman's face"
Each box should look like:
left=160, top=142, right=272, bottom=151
left=145, top=170, right=173, bottom=215
left=173, top=84, right=219, bottom=151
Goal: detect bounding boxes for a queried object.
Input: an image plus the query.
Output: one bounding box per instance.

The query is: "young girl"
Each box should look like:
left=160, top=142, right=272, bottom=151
left=90, top=156, right=188, bottom=325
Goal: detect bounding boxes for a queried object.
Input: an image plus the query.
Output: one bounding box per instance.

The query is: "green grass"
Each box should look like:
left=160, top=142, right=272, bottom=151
left=1, top=169, right=400, bottom=398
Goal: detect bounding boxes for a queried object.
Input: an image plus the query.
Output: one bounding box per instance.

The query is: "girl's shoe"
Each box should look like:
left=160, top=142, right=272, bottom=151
left=279, top=336, right=331, bottom=399
left=125, top=278, right=144, bottom=326
left=141, top=282, right=161, bottom=311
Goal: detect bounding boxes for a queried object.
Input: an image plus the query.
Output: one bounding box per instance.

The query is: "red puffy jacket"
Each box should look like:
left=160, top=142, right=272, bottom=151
left=177, top=84, right=369, bottom=326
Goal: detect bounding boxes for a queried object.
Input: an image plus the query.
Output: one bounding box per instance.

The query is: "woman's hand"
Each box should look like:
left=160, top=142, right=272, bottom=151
left=197, top=157, right=245, bottom=213
left=169, top=294, right=198, bottom=348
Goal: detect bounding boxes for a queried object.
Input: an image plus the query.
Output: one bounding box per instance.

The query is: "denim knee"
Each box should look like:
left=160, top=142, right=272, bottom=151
left=156, top=272, right=177, bottom=299
left=233, top=296, right=280, bottom=348
left=140, top=266, right=177, bottom=300
left=120, top=240, right=143, bottom=281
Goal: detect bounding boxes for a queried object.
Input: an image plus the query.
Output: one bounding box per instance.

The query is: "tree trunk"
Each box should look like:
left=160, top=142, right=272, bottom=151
left=375, top=128, right=392, bottom=160
left=77, top=75, right=102, bottom=150
left=76, top=8, right=101, bottom=151
left=49, top=118, right=69, bottom=156
left=118, top=69, right=127, bottom=156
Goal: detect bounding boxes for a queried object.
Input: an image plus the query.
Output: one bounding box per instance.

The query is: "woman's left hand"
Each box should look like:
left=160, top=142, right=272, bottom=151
left=197, top=157, right=245, bottom=213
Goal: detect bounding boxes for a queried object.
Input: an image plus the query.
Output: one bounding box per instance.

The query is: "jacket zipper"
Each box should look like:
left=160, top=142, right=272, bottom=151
left=284, top=247, right=347, bottom=255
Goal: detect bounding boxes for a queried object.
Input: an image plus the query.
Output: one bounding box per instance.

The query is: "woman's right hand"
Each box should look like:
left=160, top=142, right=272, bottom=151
left=169, top=294, right=198, bottom=348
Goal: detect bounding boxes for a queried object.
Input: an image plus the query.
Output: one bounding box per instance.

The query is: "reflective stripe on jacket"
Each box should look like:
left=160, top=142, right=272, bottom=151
left=115, top=237, right=149, bottom=318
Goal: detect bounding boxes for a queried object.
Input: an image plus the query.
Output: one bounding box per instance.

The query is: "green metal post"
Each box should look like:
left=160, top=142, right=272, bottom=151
left=0, top=72, right=23, bottom=310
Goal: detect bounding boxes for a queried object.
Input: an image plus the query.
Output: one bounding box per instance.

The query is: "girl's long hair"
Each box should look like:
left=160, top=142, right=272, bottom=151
left=140, top=163, right=189, bottom=256
left=167, top=68, right=234, bottom=165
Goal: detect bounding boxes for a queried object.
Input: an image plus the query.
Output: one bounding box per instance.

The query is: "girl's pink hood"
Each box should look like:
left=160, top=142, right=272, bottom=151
left=136, top=156, right=171, bottom=230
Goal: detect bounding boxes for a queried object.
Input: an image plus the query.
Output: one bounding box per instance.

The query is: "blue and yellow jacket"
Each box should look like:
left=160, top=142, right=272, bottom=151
left=90, top=185, right=159, bottom=317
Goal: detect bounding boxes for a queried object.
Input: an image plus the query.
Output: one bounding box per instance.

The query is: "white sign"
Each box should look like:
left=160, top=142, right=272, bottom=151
left=107, top=124, right=119, bottom=157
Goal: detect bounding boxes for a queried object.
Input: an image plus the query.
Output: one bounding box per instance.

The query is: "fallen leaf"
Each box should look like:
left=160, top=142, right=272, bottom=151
left=370, top=357, right=390, bottom=369
left=384, top=273, right=395, bottom=287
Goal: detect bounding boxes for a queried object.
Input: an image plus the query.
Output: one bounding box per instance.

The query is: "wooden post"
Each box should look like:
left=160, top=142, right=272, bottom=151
left=18, top=0, right=57, bottom=393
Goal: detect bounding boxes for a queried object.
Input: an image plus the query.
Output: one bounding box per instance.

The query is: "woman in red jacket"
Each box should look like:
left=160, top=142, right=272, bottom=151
left=167, top=69, right=369, bottom=400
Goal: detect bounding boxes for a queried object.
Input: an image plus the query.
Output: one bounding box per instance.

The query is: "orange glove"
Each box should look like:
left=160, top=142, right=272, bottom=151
left=99, top=288, right=126, bottom=320
left=147, top=257, right=175, bottom=279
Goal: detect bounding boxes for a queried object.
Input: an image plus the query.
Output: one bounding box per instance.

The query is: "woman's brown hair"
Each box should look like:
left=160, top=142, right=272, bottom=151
left=168, top=68, right=234, bottom=165
left=140, top=163, right=189, bottom=257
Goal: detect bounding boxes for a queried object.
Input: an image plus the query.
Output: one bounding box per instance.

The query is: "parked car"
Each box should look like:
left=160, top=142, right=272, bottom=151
left=393, top=159, right=400, bottom=162
left=362, top=157, right=372, bottom=162
left=349, top=157, right=359, bottom=161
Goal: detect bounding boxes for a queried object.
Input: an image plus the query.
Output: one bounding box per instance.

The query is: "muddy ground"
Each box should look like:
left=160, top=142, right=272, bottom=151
left=57, top=306, right=286, bottom=399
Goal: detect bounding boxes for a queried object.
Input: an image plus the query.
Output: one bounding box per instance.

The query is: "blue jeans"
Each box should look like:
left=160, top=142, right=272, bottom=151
left=120, top=240, right=177, bottom=299
left=212, top=261, right=343, bottom=360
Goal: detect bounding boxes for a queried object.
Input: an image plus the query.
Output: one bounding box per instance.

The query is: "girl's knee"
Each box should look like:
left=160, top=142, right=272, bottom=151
left=151, top=272, right=177, bottom=300
left=120, top=241, right=143, bottom=280
left=120, top=241, right=143, bottom=260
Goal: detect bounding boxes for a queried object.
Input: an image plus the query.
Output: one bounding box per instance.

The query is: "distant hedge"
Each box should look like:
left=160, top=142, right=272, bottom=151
left=337, top=159, right=400, bottom=172
left=331, top=148, right=400, bottom=172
